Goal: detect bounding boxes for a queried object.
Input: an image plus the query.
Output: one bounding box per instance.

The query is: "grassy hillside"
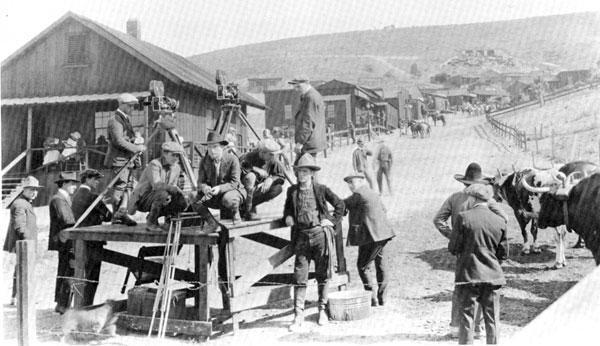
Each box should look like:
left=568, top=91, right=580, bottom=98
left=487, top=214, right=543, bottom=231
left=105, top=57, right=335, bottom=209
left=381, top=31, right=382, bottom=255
left=497, top=86, right=600, bottom=163
left=189, top=12, right=600, bottom=89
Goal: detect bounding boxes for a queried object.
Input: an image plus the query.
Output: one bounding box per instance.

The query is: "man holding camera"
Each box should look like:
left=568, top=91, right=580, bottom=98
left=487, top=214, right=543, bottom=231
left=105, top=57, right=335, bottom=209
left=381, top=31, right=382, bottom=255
left=128, top=142, right=188, bottom=232
left=104, top=93, right=146, bottom=226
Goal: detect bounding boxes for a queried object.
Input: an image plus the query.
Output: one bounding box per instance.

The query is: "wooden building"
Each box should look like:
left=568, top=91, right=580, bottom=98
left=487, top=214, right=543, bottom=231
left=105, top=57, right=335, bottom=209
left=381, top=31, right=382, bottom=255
left=1, top=12, right=264, bottom=174
left=555, top=69, right=591, bottom=88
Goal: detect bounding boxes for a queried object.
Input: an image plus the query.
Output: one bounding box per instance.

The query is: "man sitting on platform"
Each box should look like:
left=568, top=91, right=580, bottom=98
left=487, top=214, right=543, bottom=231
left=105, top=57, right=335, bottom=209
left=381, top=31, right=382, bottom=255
left=192, top=131, right=246, bottom=233
left=128, top=142, right=188, bottom=232
left=240, top=139, right=286, bottom=221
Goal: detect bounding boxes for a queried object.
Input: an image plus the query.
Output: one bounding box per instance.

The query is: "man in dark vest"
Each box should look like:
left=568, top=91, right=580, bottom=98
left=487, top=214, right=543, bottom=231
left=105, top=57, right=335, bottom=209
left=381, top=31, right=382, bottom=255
left=104, top=93, right=146, bottom=226
left=71, top=169, right=112, bottom=306
left=289, top=76, right=327, bottom=161
left=48, top=172, right=79, bottom=314
left=343, top=172, right=397, bottom=307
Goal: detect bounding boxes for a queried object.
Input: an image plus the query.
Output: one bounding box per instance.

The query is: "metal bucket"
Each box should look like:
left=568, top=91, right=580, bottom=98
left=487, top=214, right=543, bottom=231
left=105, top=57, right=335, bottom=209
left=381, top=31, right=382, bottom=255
left=327, top=290, right=371, bottom=321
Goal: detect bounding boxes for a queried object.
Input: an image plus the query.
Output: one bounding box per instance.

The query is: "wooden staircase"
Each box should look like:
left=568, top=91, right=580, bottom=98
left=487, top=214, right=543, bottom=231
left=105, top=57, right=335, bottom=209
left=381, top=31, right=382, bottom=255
left=2, top=174, right=26, bottom=209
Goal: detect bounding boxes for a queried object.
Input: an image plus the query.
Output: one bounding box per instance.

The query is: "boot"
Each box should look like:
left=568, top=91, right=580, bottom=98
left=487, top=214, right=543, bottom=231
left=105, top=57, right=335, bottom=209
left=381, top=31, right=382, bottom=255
left=112, top=191, right=137, bottom=226
left=317, top=308, right=329, bottom=326
left=242, top=192, right=259, bottom=221
left=288, top=312, right=304, bottom=332
left=113, top=208, right=137, bottom=226
left=145, top=203, right=164, bottom=232
left=232, top=209, right=241, bottom=225
left=192, top=202, right=220, bottom=234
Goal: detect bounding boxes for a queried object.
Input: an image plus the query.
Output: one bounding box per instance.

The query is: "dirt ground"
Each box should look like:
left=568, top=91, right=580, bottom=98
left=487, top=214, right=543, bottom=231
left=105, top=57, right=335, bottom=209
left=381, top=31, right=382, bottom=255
left=2, top=111, right=596, bottom=345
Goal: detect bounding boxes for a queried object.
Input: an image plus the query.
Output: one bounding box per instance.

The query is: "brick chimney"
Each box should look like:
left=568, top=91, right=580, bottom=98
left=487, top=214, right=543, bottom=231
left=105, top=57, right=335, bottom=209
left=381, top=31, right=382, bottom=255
left=126, top=19, right=140, bottom=39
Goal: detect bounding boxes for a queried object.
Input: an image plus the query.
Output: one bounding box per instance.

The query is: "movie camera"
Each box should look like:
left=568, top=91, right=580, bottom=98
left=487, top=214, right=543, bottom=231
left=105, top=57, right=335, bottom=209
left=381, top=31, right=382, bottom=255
left=215, top=70, right=240, bottom=103
left=149, top=80, right=179, bottom=112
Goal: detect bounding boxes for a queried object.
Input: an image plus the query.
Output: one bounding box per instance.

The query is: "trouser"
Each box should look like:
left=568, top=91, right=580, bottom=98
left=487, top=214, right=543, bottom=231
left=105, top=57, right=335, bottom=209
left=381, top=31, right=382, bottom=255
left=12, top=265, right=17, bottom=298
left=242, top=172, right=284, bottom=211
left=293, top=227, right=329, bottom=315
left=110, top=166, right=136, bottom=214
left=456, top=283, right=501, bottom=345
left=196, top=190, right=244, bottom=214
left=377, top=161, right=392, bottom=194
left=81, top=242, right=104, bottom=306
left=135, top=186, right=188, bottom=224
left=357, top=239, right=390, bottom=302
left=55, top=248, right=74, bottom=309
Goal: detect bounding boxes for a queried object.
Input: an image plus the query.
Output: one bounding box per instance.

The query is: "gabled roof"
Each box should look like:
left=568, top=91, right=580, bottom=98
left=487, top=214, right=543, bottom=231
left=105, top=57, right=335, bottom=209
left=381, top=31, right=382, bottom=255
left=317, top=79, right=383, bottom=101
left=1, top=12, right=265, bottom=109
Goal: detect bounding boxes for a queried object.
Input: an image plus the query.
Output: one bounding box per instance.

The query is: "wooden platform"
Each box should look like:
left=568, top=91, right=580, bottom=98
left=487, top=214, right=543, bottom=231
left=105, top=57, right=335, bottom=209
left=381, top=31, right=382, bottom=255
left=63, top=214, right=349, bottom=336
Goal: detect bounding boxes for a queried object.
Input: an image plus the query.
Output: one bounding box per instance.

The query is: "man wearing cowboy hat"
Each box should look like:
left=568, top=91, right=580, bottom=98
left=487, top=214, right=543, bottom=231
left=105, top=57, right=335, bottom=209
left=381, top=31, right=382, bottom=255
left=48, top=172, right=79, bottom=314
left=352, top=137, right=375, bottom=189
left=104, top=93, right=147, bottom=227
left=239, top=139, right=287, bottom=221
left=192, top=131, right=246, bottom=232
left=343, top=172, right=397, bottom=307
left=71, top=169, right=112, bottom=306
left=433, top=163, right=509, bottom=339
left=289, top=75, right=327, bottom=159
left=449, top=184, right=507, bottom=344
left=283, top=153, right=344, bottom=331
left=128, top=142, right=188, bottom=232
left=4, top=176, right=43, bottom=306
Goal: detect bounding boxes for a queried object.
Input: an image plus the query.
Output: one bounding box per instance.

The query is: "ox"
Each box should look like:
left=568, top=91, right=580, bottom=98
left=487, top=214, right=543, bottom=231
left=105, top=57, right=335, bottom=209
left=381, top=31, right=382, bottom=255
left=523, top=161, right=600, bottom=265
left=408, top=120, right=431, bottom=139
left=493, top=168, right=541, bottom=254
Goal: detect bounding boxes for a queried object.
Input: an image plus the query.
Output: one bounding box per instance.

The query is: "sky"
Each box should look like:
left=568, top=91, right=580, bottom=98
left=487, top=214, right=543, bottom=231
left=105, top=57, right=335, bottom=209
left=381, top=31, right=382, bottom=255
left=1, top=0, right=599, bottom=61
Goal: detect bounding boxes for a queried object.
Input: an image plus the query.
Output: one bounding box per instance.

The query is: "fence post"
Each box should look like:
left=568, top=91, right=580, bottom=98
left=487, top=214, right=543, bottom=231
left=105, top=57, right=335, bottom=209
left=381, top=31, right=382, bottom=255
left=539, top=124, right=543, bottom=139
left=534, top=127, right=539, bottom=154
left=551, top=129, right=556, bottom=159
left=339, top=133, right=342, bottom=147
left=17, top=240, right=36, bottom=346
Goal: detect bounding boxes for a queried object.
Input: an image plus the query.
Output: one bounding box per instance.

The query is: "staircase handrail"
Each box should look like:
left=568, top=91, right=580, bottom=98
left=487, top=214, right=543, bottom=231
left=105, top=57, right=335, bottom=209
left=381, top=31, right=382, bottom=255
left=1, top=149, right=29, bottom=177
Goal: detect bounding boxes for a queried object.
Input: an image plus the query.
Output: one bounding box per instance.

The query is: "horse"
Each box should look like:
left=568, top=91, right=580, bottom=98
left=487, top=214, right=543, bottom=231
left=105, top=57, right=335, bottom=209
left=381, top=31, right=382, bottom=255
left=428, top=111, right=447, bottom=126
left=408, top=120, right=431, bottom=138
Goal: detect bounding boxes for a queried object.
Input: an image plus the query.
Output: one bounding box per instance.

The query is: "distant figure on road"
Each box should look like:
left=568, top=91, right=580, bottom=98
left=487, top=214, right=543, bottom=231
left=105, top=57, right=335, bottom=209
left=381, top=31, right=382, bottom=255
left=348, top=121, right=356, bottom=143
left=352, top=138, right=375, bottom=189
left=376, top=139, right=393, bottom=196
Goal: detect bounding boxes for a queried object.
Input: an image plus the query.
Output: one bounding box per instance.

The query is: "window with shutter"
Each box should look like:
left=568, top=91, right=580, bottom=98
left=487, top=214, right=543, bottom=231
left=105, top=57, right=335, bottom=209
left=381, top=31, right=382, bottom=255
left=67, top=33, right=88, bottom=65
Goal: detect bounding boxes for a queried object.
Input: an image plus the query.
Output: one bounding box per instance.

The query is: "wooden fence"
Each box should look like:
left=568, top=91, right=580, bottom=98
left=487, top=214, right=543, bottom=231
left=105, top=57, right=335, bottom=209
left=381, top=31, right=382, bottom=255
left=486, top=114, right=527, bottom=150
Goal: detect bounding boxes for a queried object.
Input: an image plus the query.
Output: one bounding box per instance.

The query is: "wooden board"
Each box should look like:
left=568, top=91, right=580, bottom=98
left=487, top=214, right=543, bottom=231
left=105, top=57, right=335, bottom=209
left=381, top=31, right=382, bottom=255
left=117, top=314, right=212, bottom=336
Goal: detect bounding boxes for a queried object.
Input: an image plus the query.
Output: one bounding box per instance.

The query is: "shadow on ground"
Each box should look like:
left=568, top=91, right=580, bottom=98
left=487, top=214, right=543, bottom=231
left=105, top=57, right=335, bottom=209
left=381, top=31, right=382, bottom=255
left=279, top=331, right=449, bottom=344
left=415, top=247, right=455, bottom=272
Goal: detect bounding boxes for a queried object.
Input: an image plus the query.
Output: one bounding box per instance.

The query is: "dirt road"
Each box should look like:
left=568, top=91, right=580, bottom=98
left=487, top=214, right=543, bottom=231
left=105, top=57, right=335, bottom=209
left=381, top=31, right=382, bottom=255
left=2, top=113, right=595, bottom=345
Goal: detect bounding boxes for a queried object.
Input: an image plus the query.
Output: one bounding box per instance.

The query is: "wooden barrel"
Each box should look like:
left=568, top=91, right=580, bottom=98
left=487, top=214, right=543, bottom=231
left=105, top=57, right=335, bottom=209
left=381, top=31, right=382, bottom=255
left=327, top=290, right=371, bottom=321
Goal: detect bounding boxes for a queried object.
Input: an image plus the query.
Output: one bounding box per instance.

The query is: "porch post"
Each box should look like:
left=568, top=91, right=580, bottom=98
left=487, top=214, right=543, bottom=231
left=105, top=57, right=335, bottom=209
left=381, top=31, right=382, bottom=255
left=25, top=106, right=33, bottom=172
left=144, top=103, right=149, bottom=166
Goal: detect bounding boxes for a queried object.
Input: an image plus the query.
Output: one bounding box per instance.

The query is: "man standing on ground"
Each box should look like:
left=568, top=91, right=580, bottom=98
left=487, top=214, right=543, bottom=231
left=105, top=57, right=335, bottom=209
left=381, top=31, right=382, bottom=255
left=343, top=173, right=396, bottom=307
left=284, top=154, right=344, bottom=332
left=449, top=184, right=508, bottom=344
left=71, top=169, right=112, bottom=306
left=352, top=138, right=375, bottom=189
left=49, top=172, right=79, bottom=314
left=433, top=163, right=509, bottom=339
left=376, top=139, right=393, bottom=196
left=104, top=93, right=146, bottom=226
left=289, top=76, right=327, bottom=161
left=128, top=142, right=188, bottom=232
left=240, top=139, right=286, bottom=221
left=3, top=176, right=42, bottom=306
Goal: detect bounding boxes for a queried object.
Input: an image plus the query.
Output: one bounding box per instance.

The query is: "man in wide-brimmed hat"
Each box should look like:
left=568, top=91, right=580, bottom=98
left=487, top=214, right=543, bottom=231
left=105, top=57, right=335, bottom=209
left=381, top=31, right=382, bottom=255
left=289, top=75, right=327, bottom=159
left=283, top=153, right=344, bottom=331
left=192, top=131, right=246, bottom=232
left=71, top=169, right=112, bottom=306
left=128, top=142, right=188, bottom=232
left=433, top=163, right=509, bottom=339
left=104, top=93, right=147, bottom=227
left=343, top=172, right=396, bottom=308
left=239, top=139, right=286, bottom=221
left=3, top=176, right=43, bottom=305
left=449, top=183, right=508, bottom=344
left=48, top=172, right=79, bottom=314
left=352, top=137, right=375, bottom=189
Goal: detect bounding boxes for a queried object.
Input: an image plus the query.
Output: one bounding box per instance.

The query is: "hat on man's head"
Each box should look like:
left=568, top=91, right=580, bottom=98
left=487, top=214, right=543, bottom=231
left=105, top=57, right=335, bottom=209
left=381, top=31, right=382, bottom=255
left=70, top=132, right=81, bottom=139
left=79, top=169, right=104, bottom=183
left=357, top=137, right=364, bottom=144
left=343, top=172, right=365, bottom=183
left=21, top=176, right=43, bottom=189
left=294, top=153, right=320, bottom=171
left=161, top=141, right=185, bottom=153
left=288, top=75, right=310, bottom=85
left=454, top=162, right=492, bottom=185
left=257, top=139, right=281, bottom=154
left=55, top=172, right=79, bottom=185
left=200, top=131, right=229, bottom=146
left=465, top=183, right=493, bottom=201
left=117, top=93, right=138, bottom=104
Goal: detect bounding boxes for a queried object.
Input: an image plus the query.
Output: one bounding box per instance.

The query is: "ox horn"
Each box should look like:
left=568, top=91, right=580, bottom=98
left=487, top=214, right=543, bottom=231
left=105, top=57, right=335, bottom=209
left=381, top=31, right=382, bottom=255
left=521, top=174, right=552, bottom=193
left=531, top=153, right=553, bottom=170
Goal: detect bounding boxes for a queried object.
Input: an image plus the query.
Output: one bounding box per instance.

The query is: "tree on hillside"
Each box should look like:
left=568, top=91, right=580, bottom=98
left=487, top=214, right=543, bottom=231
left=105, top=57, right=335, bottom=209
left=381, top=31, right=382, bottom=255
left=410, top=63, right=421, bottom=78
